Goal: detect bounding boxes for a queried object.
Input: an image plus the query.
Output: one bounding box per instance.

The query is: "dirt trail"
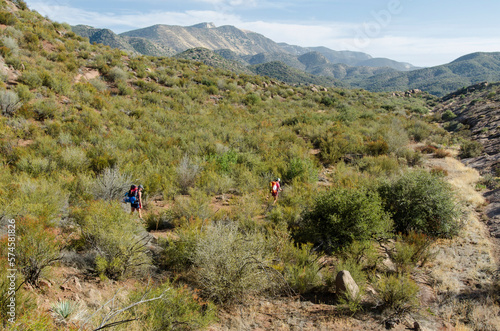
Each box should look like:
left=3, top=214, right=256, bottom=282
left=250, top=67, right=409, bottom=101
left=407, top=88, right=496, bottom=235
left=425, top=156, right=496, bottom=295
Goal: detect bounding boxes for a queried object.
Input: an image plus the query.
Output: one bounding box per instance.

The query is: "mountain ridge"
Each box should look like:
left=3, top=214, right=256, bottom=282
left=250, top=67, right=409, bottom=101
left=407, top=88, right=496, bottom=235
left=70, top=23, right=500, bottom=96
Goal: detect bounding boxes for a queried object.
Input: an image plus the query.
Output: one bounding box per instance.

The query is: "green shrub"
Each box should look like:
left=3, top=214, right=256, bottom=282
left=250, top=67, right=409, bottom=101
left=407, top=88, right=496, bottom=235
left=4, top=177, right=68, bottom=222
left=157, top=220, right=202, bottom=272
left=279, top=242, right=323, bottom=294
left=0, top=12, right=17, bottom=25
left=173, top=189, right=212, bottom=221
left=90, top=167, right=131, bottom=201
left=459, top=139, right=483, bottom=158
left=0, top=90, right=21, bottom=116
left=399, top=148, right=423, bottom=167
left=375, top=274, right=419, bottom=313
left=59, top=146, right=88, bottom=173
left=16, top=217, right=61, bottom=286
left=243, top=92, right=261, bottom=106
left=72, top=201, right=151, bottom=280
left=378, top=170, right=462, bottom=237
left=0, top=265, right=36, bottom=327
left=388, top=232, right=436, bottom=274
left=355, top=155, right=401, bottom=177
left=441, top=109, right=457, bottom=121
left=145, top=209, right=175, bottom=231
left=298, top=186, right=392, bottom=251
left=107, top=66, right=128, bottom=82
left=176, top=155, right=201, bottom=194
left=192, top=222, right=279, bottom=303
left=127, top=282, right=217, bottom=330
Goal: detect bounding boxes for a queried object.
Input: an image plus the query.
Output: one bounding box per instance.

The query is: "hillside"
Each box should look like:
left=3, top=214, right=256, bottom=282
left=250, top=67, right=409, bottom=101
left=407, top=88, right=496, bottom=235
left=175, top=47, right=253, bottom=75
left=249, top=61, right=340, bottom=86
left=69, top=23, right=500, bottom=97
left=70, top=23, right=420, bottom=85
left=1, top=1, right=500, bottom=330
left=72, top=24, right=176, bottom=57
left=359, top=52, right=500, bottom=96
left=119, top=22, right=284, bottom=56
left=436, top=81, right=500, bottom=172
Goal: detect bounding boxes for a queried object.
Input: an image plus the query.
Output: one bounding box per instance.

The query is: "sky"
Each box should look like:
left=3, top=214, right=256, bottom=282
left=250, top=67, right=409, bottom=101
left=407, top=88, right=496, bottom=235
left=24, top=0, right=500, bottom=67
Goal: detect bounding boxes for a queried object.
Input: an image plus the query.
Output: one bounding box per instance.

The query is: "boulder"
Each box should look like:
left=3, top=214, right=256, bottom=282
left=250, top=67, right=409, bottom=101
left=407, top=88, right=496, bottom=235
left=335, top=270, right=359, bottom=300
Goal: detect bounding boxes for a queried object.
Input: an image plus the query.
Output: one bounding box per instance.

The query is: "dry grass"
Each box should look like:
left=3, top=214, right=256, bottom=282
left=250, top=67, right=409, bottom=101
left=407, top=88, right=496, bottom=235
left=424, top=153, right=499, bottom=330
left=426, top=156, right=485, bottom=207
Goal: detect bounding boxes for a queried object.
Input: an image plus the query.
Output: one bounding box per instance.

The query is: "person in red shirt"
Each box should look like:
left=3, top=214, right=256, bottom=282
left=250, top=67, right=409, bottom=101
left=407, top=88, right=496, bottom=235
left=269, top=178, right=282, bottom=205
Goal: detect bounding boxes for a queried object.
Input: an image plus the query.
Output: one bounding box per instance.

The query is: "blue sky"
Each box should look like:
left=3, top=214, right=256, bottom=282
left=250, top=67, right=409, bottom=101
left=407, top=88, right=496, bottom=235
left=25, top=0, right=500, bottom=67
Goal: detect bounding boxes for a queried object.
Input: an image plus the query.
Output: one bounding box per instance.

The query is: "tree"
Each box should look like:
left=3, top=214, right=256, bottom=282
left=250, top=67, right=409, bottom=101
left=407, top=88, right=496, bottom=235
left=378, top=170, right=462, bottom=238
left=299, top=187, right=392, bottom=251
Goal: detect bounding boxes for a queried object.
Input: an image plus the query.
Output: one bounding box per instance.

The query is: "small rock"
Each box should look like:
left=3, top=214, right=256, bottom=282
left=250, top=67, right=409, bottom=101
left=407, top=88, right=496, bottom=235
left=39, top=279, right=52, bottom=288
left=335, top=270, right=359, bottom=300
left=60, top=284, right=71, bottom=292
left=73, top=277, right=83, bottom=291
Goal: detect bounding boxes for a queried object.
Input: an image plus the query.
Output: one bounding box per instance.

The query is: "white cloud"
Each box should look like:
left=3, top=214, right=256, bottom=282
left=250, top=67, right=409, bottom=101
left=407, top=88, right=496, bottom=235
left=193, top=0, right=258, bottom=8
left=345, top=36, right=500, bottom=67
left=27, top=1, right=500, bottom=67
left=28, top=1, right=243, bottom=30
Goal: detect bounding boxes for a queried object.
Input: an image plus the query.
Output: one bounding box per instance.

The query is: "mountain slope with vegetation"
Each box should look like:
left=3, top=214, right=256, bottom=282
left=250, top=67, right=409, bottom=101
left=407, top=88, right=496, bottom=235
left=72, top=24, right=176, bottom=57
left=360, top=52, right=500, bottom=96
left=1, top=1, right=499, bottom=330
left=70, top=23, right=500, bottom=98
left=175, top=47, right=253, bottom=75
left=119, top=22, right=285, bottom=56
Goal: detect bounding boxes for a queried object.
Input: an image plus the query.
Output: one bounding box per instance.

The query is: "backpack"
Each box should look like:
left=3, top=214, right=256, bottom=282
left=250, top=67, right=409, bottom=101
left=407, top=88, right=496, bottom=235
left=123, top=188, right=138, bottom=204
left=270, top=181, right=278, bottom=194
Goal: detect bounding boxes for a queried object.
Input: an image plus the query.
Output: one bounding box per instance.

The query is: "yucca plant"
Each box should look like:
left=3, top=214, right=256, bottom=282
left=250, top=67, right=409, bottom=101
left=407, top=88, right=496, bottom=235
left=51, top=300, right=78, bottom=320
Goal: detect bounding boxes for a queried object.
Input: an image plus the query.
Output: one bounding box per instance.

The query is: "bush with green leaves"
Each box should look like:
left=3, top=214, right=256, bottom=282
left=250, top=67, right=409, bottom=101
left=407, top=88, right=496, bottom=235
left=71, top=201, right=151, bottom=280
left=0, top=90, right=21, bottom=116
left=2, top=177, right=68, bottom=223
left=441, top=109, right=457, bottom=121
left=91, top=167, right=132, bottom=201
left=192, top=222, right=280, bottom=303
left=125, top=282, right=217, bottom=331
left=176, top=155, right=202, bottom=194
left=275, top=241, right=324, bottom=294
left=378, top=169, right=462, bottom=237
left=375, top=274, right=420, bottom=314
left=16, top=216, right=61, bottom=286
left=387, top=232, right=436, bottom=275
left=157, top=220, right=203, bottom=272
left=459, top=139, right=484, bottom=158
left=298, top=186, right=392, bottom=251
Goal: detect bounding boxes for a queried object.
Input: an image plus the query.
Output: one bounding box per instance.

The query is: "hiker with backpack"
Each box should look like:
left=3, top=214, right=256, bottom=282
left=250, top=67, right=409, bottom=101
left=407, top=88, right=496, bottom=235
left=268, top=178, right=282, bottom=204
left=124, top=184, right=144, bottom=218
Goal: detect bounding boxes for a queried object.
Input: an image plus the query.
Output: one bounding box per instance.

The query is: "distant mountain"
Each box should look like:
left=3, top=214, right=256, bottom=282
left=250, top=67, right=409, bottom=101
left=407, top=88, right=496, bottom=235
left=243, top=52, right=306, bottom=70
left=175, top=48, right=253, bottom=75
left=277, top=43, right=419, bottom=71
left=278, top=43, right=371, bottom=66
left=249, top=61, right=340, bottom=86
left=120, top=23, right=284, bottom=56
left=309, top=63, right=397, bottom=82
left=72, top=25, right=136, bottom=52
left=70, top=23, right=500, bottom=97
left=357, top=52, right=500, bottom=96
left=71, top=25, right=175, bottom=57
left=298, top=51, right=329, bottom=68
left=356, top=58, right=417, bottom=71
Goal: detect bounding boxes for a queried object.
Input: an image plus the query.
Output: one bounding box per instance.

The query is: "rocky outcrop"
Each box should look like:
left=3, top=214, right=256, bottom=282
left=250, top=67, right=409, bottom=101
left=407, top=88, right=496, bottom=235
left=335, top=270, right=359, bottom=300
left=437, top=82, right=500, bottom=173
